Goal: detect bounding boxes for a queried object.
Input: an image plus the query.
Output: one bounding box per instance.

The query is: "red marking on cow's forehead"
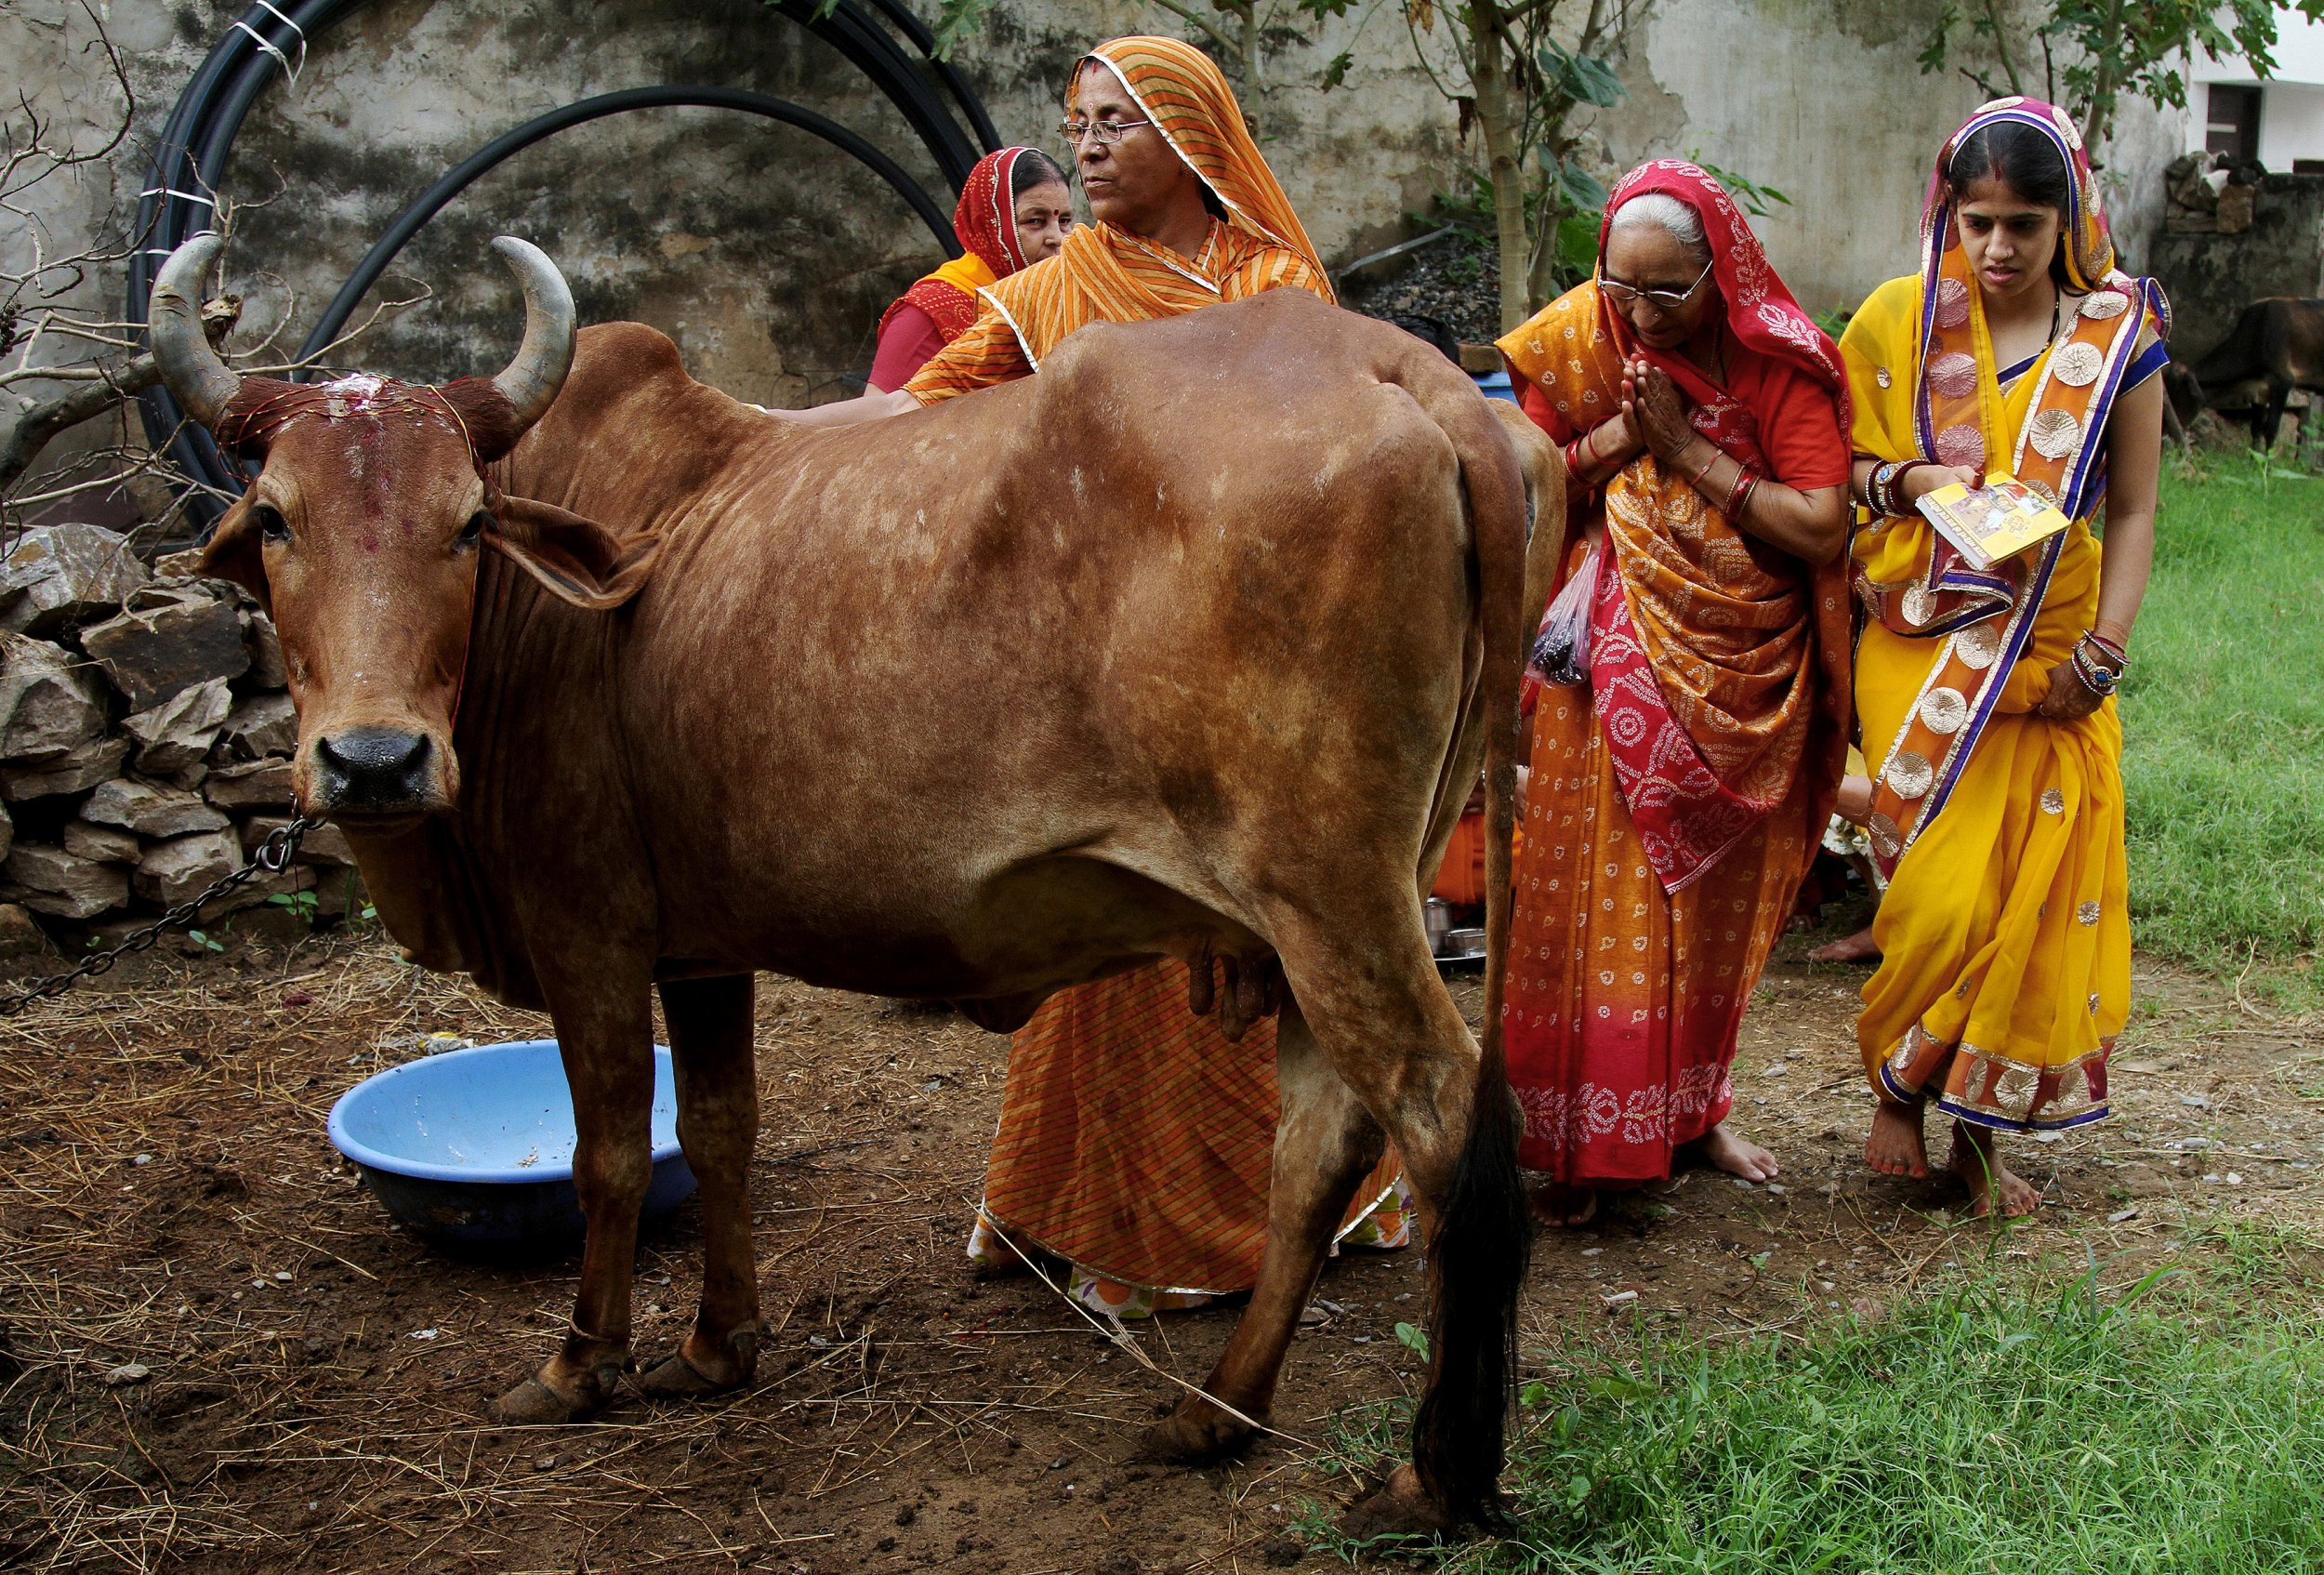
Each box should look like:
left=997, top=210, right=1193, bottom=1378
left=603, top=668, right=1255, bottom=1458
left=217, top=377, right=482, bottom=470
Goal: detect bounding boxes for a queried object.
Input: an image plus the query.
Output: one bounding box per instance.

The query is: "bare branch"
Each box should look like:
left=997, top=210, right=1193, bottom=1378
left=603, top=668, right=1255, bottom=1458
left=1138, top=0, right=1243, bottom=59
left=0, top=298, right=238, bottom=497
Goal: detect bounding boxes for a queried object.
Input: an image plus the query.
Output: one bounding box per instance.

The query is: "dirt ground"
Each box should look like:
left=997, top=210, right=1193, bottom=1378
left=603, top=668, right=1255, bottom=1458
left=4, top=913, right=2319, bottom=1574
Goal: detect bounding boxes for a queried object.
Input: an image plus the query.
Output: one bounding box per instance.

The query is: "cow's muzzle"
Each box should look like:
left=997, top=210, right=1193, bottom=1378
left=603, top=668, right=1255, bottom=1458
left=309, top=725, right=440, bottom=815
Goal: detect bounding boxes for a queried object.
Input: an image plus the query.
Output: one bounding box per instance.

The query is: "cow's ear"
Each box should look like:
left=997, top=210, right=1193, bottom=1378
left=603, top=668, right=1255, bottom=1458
left=486, top=494, right=660, bottom=611
left=197, top=496, right=271, bottom=613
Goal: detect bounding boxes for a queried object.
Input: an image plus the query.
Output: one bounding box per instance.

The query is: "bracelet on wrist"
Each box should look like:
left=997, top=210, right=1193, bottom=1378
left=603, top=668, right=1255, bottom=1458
left=2070, top=642, right=2120, bottom=696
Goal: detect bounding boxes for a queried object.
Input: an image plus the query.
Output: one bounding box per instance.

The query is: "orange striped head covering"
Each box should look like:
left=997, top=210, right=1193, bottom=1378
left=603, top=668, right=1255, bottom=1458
left=1077, top=36, right=1334, bottom=304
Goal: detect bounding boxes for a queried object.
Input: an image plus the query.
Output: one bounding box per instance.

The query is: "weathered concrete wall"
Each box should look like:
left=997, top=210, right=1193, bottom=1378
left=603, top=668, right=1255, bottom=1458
left=2152, top=173, right=2324, bottom=354
left=1578, top=0, right=2181, bottom=316
left=7, top=0, right=1464, bottom=416
left=9, top=0, right=2187, bottom=440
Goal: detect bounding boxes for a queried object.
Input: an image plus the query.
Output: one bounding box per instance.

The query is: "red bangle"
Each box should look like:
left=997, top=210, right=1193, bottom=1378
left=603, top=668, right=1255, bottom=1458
left=1723, top=461, right=1759, bottom=517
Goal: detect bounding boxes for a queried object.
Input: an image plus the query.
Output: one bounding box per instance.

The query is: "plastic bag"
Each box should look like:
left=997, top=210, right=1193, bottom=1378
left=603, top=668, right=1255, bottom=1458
left=1527, top=536, right=1603, bottom=689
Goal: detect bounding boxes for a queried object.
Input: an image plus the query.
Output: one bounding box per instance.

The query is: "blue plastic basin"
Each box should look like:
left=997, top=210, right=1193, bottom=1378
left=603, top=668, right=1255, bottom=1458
left=327, top=1039, right=696, bottom=1259
left=1473, top=368, right=1516, bottom=404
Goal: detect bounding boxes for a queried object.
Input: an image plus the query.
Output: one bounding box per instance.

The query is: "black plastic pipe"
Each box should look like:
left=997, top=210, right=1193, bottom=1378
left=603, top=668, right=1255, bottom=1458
left=131, top=0, right=998, bottom=523
left=296, top=87, right=960, bottom=368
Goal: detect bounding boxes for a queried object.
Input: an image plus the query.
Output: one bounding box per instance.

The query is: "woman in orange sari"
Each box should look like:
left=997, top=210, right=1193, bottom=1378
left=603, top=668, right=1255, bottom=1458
left=779, top=36, right=1406, bottom=1312
left=1845, top=101, right=2165, bottom=1216
left=1498, top=163, right=1854, bottom=1224
left=866, top=147, right=1072, bottom=392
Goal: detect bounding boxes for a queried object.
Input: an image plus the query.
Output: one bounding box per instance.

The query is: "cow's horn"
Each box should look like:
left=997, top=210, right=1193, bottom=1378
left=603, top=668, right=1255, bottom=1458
left=485, top=236, right=575, bottom=431
left=148, top=234, right=241, bottom=429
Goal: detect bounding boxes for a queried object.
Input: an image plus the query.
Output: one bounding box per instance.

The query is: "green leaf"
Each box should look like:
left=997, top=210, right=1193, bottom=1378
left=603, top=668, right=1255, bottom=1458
left=1539, top=151, right=1608, bottom=217
left=1393, top=1321, right=1432, bottom=1359
left=1687, top=151, right=1794, bottom=218
left=1320, top=50, right=1354, bottom=91
left=1917, top=4, right=1958, bottom=74
left=921, top=0, right=993, bottom=58
left=1537, top=39, right=1626, bottom=107
left=1519, top=1380, right=1551, bottom=1409
left=187, top=929, right=223, bottom=953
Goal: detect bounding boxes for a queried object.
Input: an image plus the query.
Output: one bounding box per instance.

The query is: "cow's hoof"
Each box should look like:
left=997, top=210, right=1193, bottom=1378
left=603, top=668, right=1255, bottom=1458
left=1338, top=1465, right=1456, bottom=1542
left=1131, top=1405, right=1256, bottom=1465
left=485, top=1369, right=615, bottom=1425
left=637, top=1351, right=746, bottom=1401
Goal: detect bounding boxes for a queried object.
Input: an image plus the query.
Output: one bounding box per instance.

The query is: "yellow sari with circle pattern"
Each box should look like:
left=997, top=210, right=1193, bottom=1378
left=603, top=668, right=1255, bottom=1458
left=1840, top=96, right=2166, bottom=1132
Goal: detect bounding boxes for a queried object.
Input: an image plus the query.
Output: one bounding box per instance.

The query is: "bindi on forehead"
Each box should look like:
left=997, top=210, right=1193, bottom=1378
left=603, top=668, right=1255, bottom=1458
left=1069, top=62, right=1135, bottom=118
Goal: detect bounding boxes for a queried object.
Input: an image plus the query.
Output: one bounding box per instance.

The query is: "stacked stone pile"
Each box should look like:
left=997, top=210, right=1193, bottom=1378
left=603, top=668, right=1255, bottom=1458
left=0, top=523, right=359, bottom=942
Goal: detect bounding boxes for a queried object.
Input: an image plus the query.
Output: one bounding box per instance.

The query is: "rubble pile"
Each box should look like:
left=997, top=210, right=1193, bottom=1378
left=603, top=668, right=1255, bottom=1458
left=0, top=523, right=358, bottom=945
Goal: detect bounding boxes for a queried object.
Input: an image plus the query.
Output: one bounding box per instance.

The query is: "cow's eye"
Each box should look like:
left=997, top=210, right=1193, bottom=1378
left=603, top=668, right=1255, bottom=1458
left=253, top=505, right=291, bottom=545
left=456, top=510, right=491, bottom=549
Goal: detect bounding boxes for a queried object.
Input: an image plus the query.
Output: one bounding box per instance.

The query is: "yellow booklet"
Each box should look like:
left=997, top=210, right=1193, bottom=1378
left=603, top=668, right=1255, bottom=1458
left=1916, top=478, right=2071, bottom=570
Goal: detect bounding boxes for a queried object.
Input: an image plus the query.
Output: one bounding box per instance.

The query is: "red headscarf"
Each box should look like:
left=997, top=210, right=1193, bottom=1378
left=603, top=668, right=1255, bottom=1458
left=956, top=145, right=1040, bottom=277
left=879, top=147, right=1051, bottom=343
left=1597, top=159, right=1848, bottom=466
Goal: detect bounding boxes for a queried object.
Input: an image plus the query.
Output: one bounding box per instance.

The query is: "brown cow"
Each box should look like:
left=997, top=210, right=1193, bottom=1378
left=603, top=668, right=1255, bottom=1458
left=2167, top=296, right=2324, bottom=451
left=149, top=232, right=1548, bottom=1532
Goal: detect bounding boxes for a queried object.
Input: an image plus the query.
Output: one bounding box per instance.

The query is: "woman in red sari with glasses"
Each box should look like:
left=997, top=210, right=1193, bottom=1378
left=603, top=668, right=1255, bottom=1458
left=1497, top=162, right=1854, bottom=1225
left=865, top=146, right=1074, bottom=392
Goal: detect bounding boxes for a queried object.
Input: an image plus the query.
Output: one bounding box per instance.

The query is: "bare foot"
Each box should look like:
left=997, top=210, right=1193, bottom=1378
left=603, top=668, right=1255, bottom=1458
left=1865, top=1099, right=1929, bottom=1179
left=1688, top=1121, right=1777, bottom=1182
left=1950, top=1121, right=2040, bottom=1217
left=1527, top=1181, right=1597, bottom=1227
left=1808, top=926, right=1881, bottom=963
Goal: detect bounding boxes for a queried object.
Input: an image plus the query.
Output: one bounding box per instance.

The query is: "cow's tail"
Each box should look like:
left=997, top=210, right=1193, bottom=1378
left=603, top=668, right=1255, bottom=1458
left=1409, top=379, right=1534, bottom=1529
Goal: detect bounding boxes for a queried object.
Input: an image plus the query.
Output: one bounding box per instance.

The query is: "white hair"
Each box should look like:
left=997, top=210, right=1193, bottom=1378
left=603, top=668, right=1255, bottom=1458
left=1608, top=192, right=1710, bottom=261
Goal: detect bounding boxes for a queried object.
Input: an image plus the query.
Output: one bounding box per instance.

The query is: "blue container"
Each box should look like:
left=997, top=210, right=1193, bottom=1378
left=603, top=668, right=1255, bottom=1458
left=1473, top=368, right=1516, bottom=404
left=328, top=1039, right=696, bottom=1259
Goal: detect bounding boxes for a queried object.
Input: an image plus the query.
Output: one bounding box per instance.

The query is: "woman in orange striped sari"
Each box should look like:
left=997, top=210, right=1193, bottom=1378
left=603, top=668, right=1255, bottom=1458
left=776, top=36, right=1406, bottom=1312
left=1498, top=163, right=1854, bottom=1225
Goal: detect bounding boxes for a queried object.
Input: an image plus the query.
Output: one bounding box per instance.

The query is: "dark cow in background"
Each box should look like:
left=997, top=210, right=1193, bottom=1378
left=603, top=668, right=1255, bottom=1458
left=2166, top=297, right=2324, bottom=451
left=147, top=232, right=1558, bottom=1535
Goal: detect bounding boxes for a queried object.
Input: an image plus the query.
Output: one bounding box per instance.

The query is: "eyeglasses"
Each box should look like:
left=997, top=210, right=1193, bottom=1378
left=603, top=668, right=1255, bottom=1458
left=1057, top=117, right=1152, bottom=147
left=1598, top=256, right=1715, bottom=311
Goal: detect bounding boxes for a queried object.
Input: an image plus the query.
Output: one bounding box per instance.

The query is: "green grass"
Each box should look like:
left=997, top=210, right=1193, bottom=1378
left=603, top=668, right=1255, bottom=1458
left=1303, top=1241, right=2324, bottom=1572
left=2118, top=462, right=2324, bottom=997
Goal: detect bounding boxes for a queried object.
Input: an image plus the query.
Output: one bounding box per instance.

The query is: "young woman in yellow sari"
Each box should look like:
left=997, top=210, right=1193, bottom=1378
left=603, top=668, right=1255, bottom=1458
left=1843, top=99, right=2167, bottom=1215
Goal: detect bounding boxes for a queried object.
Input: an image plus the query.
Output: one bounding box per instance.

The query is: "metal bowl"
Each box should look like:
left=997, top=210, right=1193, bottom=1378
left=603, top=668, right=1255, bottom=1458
left=327, top=1039, right=695, bottom=1259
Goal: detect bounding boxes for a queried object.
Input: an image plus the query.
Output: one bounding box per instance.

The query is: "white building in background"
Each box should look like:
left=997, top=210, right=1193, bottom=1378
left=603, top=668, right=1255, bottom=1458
left=2188, top=9, right=2324, bottom=169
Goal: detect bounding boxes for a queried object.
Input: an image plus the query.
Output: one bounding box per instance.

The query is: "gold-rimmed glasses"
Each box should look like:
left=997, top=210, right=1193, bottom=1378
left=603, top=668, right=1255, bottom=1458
left=1057, top=117, right=1153, bottom=147
left=1598, top=256, right=1715, bottom=311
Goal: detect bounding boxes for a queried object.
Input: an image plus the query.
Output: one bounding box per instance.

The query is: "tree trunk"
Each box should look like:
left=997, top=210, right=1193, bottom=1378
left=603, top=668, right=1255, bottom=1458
left=2084, top=0, right=2126, bottom=148
left=1526, top=189, right=1565, bottom=312
left=1468, top=0, right=1531, bottom=331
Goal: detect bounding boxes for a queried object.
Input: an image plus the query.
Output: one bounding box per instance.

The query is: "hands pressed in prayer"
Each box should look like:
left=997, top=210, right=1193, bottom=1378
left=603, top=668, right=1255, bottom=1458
left=1619, top=356, right=1695, bottom=463
left=1575, top=406, right=1644, bottom=473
